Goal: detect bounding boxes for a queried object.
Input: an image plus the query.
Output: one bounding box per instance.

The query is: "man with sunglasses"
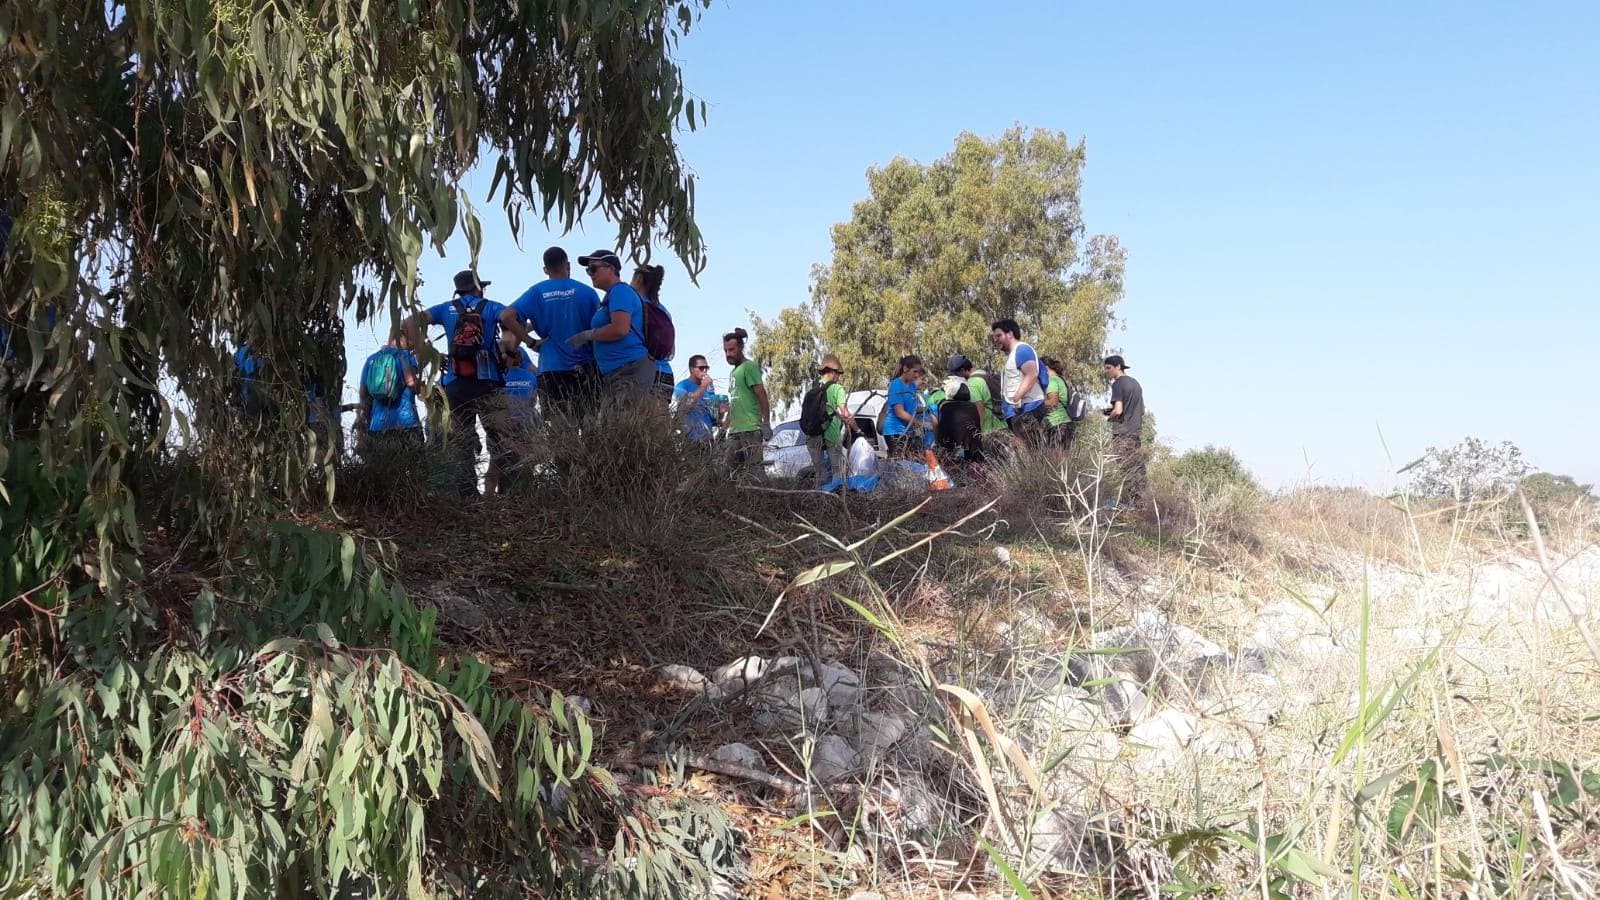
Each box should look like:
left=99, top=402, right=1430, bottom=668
left=672, top=354, right=719, bottom=442
left=806, top=354, right=859, bottom=491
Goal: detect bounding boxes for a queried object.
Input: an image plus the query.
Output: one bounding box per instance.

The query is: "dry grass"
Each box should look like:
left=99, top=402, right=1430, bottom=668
left=335, top=423, right=1599, bottom=898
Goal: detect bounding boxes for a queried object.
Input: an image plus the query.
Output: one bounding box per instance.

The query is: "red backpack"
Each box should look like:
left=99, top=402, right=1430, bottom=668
left=641, top=298, right=675, bottom=362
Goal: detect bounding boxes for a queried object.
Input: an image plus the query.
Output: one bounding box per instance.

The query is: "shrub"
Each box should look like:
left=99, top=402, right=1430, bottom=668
left=1149, top=445, right=1263, bottom=542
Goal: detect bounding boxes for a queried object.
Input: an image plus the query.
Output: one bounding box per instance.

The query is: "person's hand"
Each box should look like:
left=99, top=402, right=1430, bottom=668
left=568, top=330, right=594, bottom=348
left=1101, top=407, right=1112, bottom=417
left=760, top=422, right=773, bottom=441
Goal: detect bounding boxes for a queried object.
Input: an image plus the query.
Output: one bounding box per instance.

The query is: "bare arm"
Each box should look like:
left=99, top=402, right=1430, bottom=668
left=1012, top=359, right=1039, bottom=406
left=500, top=314, right=532, bottom=347
left=835, top=401, right=857, bottom=432
left=587, top=310, right=631, bottom=343
left=403, top=314, right=431, bottom=367
left=1109, top=400, right=1125, bottom=419
left=752, top=383, right=770, bottom=425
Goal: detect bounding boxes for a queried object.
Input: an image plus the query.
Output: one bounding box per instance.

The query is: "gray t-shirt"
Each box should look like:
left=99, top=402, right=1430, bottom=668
left=1109, top=375, right=1144, bottom=435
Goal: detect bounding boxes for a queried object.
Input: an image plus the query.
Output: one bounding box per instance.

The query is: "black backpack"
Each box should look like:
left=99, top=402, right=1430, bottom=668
left=448, top=298, right=489, bottom=379
left=799, top=380, right=832, bottom=437
left=981, top=371, right=1004, bottom=418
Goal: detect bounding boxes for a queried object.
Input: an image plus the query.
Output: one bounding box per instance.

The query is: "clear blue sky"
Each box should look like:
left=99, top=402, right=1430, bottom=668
left=349, top=0, right=1600, bottom=489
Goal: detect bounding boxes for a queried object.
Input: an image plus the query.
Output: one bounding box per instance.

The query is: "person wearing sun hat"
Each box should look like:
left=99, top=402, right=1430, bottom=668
left=806, top=353, right=859, bottom=491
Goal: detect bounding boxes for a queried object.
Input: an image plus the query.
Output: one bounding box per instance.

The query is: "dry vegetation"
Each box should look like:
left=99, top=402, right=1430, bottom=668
left=339, top=415, right=1600, bottom=898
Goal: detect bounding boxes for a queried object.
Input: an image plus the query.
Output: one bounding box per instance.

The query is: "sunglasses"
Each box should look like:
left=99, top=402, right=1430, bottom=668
left=585, top=264, right=613, bottom=274
left=819, top=367, right=841, bottom=375
left=692, top=365, right=710, bottom=371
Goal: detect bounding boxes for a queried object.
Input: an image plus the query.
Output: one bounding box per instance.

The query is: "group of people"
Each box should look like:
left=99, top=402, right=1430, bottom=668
left=796, top=318, right=1146, bottom=501
left=354, top=247, right=775, bottom=495
left=350, top=246, right=1146, bottom=503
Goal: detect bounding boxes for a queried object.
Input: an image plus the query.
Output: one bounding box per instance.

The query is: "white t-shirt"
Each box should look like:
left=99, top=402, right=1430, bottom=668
left=1001, top=342, right=1046, bottom=416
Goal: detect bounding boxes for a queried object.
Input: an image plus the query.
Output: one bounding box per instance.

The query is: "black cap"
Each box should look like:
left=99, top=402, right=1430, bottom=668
left=576, top=249, right=623, bottom=271
left=542, top=246, right=568, bottom=268
left=1103, top=354, right=1129, bottom=369
left=948, top=354, right=974, bottom=374
left=453, top=270, right=490, bottom=295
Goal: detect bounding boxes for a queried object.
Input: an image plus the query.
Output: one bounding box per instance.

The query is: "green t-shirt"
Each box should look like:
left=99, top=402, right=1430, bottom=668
left=1044, top=381, right=1070, bottom=428
left=965, top=374, right=1006, bottom=434
left=822, top=381, right=849, bottom=445
left=728, top=359, right=764, bottom=434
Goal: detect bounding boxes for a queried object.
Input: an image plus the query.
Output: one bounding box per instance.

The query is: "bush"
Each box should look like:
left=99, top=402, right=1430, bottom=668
left=1149, top=445, right=1263, bottom=542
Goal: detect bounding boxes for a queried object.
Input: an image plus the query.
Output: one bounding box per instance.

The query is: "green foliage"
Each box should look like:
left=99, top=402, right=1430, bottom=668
left=2, top=4, right=731, bottom=896
left=1161, top=445, right=1260, bottom=502
left=751, top=127, right=1124, bottom=403
left=1, top=490, right=740, bottom=897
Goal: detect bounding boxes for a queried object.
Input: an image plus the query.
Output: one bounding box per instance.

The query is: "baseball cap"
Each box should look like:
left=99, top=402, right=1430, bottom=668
left=542, top=246, right=568, bottom=268
left=453, top=270, right=490, bottom=295
left=576, top=249, right=623, bottom=271
left=1102, top=354, right=1130, bottom=369
left=948, top=353, right=974, bottom=374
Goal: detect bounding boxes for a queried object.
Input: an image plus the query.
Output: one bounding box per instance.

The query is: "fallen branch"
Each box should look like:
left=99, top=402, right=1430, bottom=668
left=638, top=751, right=804, bottom=793
left=538, top=581, right=601, bottom=595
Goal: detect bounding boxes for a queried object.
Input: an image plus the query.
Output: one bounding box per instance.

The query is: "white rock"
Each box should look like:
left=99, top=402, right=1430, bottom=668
left=852, top=712, right=911, bottom=757
left=659, top=664, right=719, bottom=698
left=712, top=742, right=767, bottom=772
left=1201, top=673, right=1282, bottom=732
left=1128, top=709, right=1201, bottom=754
left=1100, top=677, right=1149, bottom=726
left=754, top=685, right=830, bottom=732
left=846, top=893, right=885, bottom=900
left=713, top=655, right=769, bottom=685
left=818, top=661, right=863, bottom=709
left=881, top=774, right=942, bottom=837
left=994, top=546, right=1013, bottom=565
left=1026, top=808, right=1120, bottom=874
left=809, top=735, right=861, bottom=782
left=564, top=695, right=596, bottom=718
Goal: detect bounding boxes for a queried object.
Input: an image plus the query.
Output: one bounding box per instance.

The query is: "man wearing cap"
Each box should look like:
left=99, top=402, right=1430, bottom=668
left=567, top=250, right=654, bottom=404
left=807, top=354, right=859, bottom=492
left=1102, top=354, right=1146, bottom=504
left=949, top=354, right=1005, bottom=437
left=502, top=247, right=600, bottom=423
left=405, top=269, right=530, bottom=497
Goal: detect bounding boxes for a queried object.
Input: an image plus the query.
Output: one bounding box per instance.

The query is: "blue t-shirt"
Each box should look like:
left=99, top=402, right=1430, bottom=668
left=426, top=295, right=507, bottom=385
left=882, top=377, right=922, bottom=438
left=361, top=348, right=421, bottom=432
left=590, top=283, right=648, bottom=375
left=673, top=377, right=717, bottom=441
left=508, top=277, right=600, bottom=373
left=503, top=348, right=538, bottom=401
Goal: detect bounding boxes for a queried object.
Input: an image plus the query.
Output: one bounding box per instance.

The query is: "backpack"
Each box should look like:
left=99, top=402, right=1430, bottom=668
left=1066, top=388, right=1088, bottom=422
left=641, top=298, right=675, bottom=362
left=981, top=371, right=1004, bottom=418
left=448, top=298, right=489, bottom=379
left=799, top=380, right=832, bottom=437
left=364, top=349, right=405, bottom=403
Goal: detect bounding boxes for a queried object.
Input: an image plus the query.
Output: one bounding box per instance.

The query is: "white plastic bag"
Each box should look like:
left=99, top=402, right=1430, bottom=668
left=846, top=435, right=880, bottom=492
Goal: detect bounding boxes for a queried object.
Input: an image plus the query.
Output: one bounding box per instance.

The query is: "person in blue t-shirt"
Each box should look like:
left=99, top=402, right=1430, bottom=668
left=500, top=247, right=600, bottom=424
left=671, top=354, right=719, bottom=442
left=881, top=354, right=935, bottom=459
left=567, top=250, right=652, bottom=406
left=357, top=334, right=423, bottom=456
left=405, top=268, right=531, bottom=497
left=485, top=345, right=537, bottom=495
left=627, top=264, right=675, bottom=410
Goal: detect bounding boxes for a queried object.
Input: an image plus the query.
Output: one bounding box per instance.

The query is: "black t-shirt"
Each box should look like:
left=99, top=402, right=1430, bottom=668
left=1109, top=375, right=1144, bottom=435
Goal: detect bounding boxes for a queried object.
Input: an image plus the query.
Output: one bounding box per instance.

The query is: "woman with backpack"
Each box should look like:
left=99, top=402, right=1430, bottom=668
left=630, top=264, right=677, bottom=410
left=568, top=250, right=654, bottom=406
left=1039, top=356, right=1080, bottom=452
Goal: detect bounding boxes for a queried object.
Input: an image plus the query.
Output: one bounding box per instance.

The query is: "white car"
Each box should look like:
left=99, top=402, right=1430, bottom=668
left=763, top=390, right=889, bottom=481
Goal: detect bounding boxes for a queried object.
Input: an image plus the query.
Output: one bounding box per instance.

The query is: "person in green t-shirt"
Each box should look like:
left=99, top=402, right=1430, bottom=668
left=722, top=327, right=769, bottom=476
left=807, top=353, right=859, bottom=491
left=953, top=360, right=1005, bottom=436
left=1040, top=356, right=1077, bottom=453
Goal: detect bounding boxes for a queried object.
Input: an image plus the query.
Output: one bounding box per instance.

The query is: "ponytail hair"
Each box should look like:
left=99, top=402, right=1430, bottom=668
left=892, top=354, right=924, bottom=381
left=722, top=327, right=748, bottom=348
left=633, top=264, right=665, bottom=302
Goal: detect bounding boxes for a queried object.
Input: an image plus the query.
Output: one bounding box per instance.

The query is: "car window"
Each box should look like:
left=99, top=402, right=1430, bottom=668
left=767, top=422, right=802, bottom=449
